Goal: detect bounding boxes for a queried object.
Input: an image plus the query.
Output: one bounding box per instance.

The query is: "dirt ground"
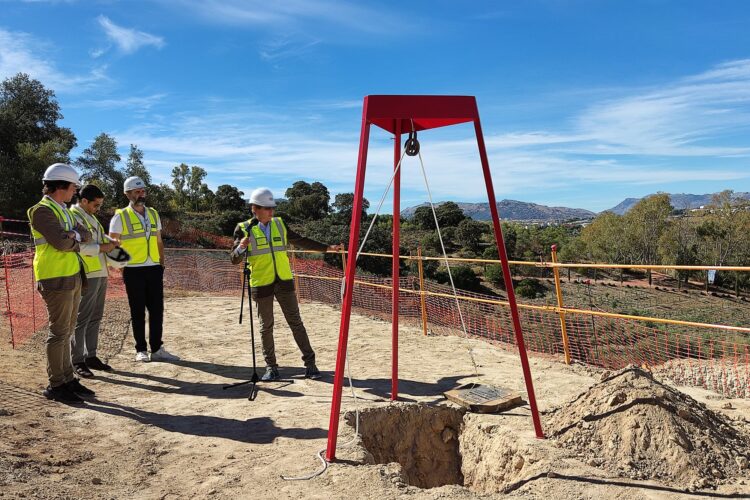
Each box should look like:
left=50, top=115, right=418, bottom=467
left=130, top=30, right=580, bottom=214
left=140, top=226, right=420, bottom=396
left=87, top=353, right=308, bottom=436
left=1, top=296, right=749, bottom=499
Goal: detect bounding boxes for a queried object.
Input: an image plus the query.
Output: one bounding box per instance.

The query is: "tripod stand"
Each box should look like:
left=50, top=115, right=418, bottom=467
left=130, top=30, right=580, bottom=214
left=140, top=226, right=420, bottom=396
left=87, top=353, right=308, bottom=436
left=223, top=257, right=260, bottom=400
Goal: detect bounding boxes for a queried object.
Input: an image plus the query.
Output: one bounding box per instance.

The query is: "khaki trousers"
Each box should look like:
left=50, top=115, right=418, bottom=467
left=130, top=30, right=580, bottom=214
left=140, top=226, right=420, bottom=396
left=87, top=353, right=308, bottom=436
left=72, top=276, right=107, bottom=363
left=253, top=280, right=315, bottom=368
left=41, top=280, right=82, bottom=387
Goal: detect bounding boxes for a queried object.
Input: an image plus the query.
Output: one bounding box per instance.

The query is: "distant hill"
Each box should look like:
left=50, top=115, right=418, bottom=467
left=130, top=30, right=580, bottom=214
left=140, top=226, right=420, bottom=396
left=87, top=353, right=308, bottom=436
left=401, top=200, right=596, bottom=222
left=607, top=192, right=750, bottom=215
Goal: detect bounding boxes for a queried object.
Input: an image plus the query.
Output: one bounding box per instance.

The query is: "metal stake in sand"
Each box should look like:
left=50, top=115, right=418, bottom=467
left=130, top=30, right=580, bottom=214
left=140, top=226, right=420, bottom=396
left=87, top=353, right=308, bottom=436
left=223, top=255, right=259, bottom=400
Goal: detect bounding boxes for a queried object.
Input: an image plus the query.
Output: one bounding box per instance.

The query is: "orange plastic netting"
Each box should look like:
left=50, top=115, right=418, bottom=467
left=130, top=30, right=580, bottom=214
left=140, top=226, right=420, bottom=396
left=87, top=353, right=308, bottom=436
left=2, top=248, right=748, bottom=398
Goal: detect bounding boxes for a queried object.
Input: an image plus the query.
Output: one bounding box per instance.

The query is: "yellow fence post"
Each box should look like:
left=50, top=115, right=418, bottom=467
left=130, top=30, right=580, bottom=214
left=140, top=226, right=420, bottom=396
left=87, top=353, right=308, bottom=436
left=417, top=246, right=428, bottom=336
left=551, top=245, right=571, bottom=365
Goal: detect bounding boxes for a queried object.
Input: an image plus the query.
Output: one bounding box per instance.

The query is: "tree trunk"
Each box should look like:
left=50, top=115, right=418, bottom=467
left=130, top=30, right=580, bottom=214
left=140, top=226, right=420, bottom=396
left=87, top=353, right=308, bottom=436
left=648, top=269, right=652, bottom=286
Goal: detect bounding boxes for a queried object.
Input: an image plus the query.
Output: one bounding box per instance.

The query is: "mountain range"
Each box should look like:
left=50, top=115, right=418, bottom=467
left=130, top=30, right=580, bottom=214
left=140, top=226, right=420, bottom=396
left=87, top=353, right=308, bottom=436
left=400, top=192, right=750, bottom=222
left=607, top=192, right=750, bottom=215
left=400, top=200, right=595, bottom=222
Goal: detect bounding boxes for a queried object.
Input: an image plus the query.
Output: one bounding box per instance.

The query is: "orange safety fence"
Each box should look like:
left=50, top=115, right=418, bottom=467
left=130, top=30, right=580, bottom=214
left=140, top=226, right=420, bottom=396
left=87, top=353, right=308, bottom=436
left=2, top=245, right=748, bottom=398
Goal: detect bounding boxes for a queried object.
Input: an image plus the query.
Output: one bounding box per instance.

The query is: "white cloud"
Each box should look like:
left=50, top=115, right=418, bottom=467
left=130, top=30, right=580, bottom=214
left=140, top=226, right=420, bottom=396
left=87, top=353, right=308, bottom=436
left=259, top=36, right=321, bottom=61
left=573, top=59, right=750, bottom=156
left=172, top=0, right=404, bottom=35
left=67, top=93, right=167, bottom=110
left=0, top=28, right=107, bottom=91
left=102, top=59, right=750, bottom=208
left=97, top=16, right=165, bottom=55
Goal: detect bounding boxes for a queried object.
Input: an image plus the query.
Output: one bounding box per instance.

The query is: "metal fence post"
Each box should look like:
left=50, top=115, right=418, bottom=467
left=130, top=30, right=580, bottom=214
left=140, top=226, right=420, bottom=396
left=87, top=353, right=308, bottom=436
left=551, top=245, right=571, bottom=365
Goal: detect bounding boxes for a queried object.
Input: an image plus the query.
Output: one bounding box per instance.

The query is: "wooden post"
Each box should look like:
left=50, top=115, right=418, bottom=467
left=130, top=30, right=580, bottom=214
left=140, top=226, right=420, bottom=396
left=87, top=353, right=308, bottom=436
left=417, top=246, right=428, bottom=336
left=290, top=250, right=301, bottom=303
left=551, top=245, right=571, bottom=365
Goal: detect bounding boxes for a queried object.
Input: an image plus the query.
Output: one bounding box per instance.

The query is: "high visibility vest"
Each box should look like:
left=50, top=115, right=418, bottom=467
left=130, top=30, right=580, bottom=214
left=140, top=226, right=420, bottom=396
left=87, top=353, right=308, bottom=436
left=115, top=206, right=161, bottom=265
left=239, top=217, right=293, bottom=288
left=70, top=205, right=109, bottom=275
left=27, top=198, right=81, bottom=282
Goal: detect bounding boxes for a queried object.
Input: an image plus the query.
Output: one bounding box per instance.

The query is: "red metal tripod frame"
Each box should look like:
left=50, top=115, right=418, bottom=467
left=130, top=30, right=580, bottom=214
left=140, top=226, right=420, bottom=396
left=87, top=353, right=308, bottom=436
left=325, top=96, right=544, bottom=462
left=392, top=120, right=401, bottom=402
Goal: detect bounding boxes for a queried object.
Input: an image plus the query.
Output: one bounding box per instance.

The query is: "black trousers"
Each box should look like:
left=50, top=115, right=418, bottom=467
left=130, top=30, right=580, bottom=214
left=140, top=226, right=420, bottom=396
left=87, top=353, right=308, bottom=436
left=123, top=265, right=164, bottom=353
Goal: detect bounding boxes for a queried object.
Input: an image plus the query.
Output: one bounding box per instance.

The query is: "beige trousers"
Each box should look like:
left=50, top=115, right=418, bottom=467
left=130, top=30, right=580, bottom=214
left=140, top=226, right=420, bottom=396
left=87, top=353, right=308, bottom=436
left=41, top=279, right=82, bottom=387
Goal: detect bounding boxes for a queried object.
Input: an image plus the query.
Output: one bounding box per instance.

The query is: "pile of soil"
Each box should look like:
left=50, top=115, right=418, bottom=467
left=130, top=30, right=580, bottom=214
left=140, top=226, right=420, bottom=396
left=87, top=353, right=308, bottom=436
left=546, top=366, right=750, bottom=490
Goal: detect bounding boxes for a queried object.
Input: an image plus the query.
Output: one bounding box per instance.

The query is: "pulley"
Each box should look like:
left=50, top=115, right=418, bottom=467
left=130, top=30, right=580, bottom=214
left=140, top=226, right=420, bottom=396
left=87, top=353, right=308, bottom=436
left=404, top=130, right=420, bottom=156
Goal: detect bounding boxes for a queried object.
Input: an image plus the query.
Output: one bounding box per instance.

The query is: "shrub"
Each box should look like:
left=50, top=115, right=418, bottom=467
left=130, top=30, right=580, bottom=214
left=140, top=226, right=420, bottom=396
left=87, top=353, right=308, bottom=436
left=514, top=278, right=547, bottom=299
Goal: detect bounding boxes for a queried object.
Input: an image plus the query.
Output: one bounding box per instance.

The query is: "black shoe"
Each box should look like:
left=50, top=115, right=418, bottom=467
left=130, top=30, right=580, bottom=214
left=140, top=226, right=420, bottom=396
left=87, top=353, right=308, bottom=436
left=74, top=362, right=94, bottom=378
left=261, top=367, right=280, bottom=382
left=43, top=385, right=84, bottom=404
left=65, top=378, right=95, bottom=397
left=85, top=356, right=112, bottom=371
left=304, top=365, right=322, bottom=380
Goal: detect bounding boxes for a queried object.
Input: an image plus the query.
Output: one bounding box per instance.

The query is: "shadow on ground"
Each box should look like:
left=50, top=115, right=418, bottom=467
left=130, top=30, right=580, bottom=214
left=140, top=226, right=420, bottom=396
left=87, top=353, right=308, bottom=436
left=83, top=399, right=327, bottom=443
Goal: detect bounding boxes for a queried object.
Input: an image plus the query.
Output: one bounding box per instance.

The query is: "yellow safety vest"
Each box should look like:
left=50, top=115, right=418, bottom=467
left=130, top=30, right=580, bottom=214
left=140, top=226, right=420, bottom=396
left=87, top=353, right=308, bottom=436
left=239, top=217, right=293, bottom=287
left=116, top=206, right=161, bottom=265
left=27, top=198, right=81, bottom=282
left=70, top=205, right=109, bottom=275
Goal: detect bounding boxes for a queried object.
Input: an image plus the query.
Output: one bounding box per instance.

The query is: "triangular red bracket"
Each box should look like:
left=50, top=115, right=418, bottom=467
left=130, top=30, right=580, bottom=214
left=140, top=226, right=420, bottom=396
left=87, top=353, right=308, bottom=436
left=325, top=95, right=544, bottom=462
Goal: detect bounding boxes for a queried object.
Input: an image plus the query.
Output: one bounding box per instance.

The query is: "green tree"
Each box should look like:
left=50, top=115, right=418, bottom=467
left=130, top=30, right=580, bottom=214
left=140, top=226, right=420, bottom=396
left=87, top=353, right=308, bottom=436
left=658, top=215, right=698, bottom=288
left=214, top=184, right=246, bottom=212
left=331, top=192, right=369, bottom=223
left=147, top=183, right=176, bottom=215
left=171, top=163, right=189, bottom=209
left=484, top=264, right=505, bottom=288
left=125, top=144, right=151, bottom=185
left=434, top=265, right=481, bottom=292
left=581, top=212, right=628, bottom=263
left=0, top=73, right=76, bottom=156
left=436, top=202, right=466, bottom=227
left=623, top=193, right=672, bottom=285
left=186, top=165, right=208, bottom=211
left=412, top=205, right=436, bottom=230
left=284, top=181, right=330, bottom=221
left=0, top=73, right=77, bottom=217
left=456, top=219, right=487, bottom=253
left=75, top=133, right=125, bottom=209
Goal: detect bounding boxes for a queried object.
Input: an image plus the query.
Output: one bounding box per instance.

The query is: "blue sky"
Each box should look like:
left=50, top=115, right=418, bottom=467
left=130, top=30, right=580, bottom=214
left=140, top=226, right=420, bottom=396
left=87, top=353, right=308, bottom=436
left=2, top=0, right=750, bottom=212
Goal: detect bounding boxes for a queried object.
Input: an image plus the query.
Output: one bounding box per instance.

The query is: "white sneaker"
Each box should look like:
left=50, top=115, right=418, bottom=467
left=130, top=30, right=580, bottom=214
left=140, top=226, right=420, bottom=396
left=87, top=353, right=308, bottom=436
left=135, top=351, right=150, bottom=362
left=150, top=347, right=180, bottom=362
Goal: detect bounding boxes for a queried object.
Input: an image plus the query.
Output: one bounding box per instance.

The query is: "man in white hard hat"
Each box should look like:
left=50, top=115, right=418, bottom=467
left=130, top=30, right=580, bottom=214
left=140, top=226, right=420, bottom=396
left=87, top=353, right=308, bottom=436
left=110, top=176, right=179, bottom=362
left=230, top=187, right=343, bottom=381
left=27, top=163, right=96, bottom=404
left=70, top=184, right=120, bottom=377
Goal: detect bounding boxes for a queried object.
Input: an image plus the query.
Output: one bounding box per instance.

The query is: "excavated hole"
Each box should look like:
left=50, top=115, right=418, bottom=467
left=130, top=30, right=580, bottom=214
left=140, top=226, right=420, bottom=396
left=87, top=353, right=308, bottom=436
left=346, top=403, right=466, bottom=489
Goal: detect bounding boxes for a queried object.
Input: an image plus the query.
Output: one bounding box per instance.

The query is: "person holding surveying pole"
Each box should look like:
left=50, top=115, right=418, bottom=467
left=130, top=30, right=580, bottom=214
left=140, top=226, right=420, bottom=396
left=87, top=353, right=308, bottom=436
left=230, top=187, right=342, bottom=382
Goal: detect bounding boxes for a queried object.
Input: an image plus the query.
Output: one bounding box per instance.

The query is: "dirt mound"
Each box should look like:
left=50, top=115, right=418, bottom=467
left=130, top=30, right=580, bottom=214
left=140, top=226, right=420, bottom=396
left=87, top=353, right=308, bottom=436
left=546, top=366, right=750, bottom=490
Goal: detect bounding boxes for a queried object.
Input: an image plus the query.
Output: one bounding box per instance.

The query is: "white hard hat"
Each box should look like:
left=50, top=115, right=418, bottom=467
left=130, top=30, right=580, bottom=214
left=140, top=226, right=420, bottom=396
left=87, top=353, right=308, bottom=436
left=106, top=247, right=131, bottom=269
left=123, top=176, right=146, bottom=192
left=43, top=163, right=81, bottom=186
left=249, top=187, right=276, bottom=208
